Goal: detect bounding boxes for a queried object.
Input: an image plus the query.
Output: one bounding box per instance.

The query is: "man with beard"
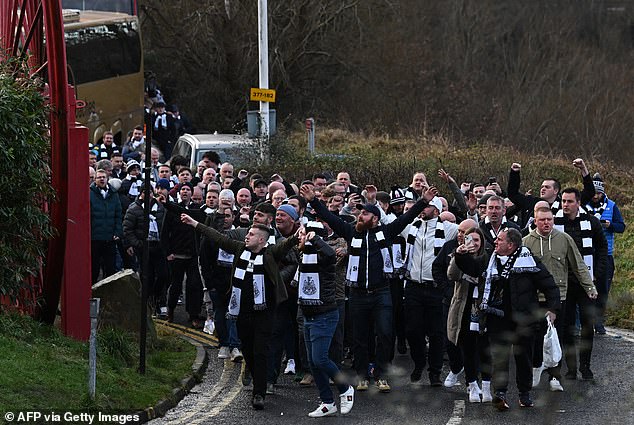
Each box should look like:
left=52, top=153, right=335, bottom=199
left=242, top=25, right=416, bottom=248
left=300, top=183, right=438, bottom=394
left=400, top=196, right=459, bottom=387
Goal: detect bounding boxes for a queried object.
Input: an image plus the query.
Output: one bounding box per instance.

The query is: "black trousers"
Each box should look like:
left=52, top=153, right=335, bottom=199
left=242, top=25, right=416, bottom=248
left=564, top=282, right=596, bottom=371
left=458, top=307, right=491, bottom=383
left=390, top=278, right=406, bottom=361
left=138, top=244, right=170, bottom=309
left=267, top=298, right=299, bottom=383
left=404, top=283, right=444, bottom=376
left=91, top=240, right=117, bottom=283
left=167, top=257, right=203, bottom=318
left=488, top=315, right=534, bottom=394
left=237, top=310, right=273, bottom=398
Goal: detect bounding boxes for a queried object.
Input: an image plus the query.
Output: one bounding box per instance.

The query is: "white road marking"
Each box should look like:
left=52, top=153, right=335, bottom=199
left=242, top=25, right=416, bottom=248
left=446, top=399, right=465, bottom=425
left=606, top=327, right=634, bottom=343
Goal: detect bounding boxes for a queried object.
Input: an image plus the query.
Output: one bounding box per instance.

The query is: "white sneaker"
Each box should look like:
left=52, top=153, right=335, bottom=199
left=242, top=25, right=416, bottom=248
left=203, top=319, right=215, bottom=335
left=533, top=364, right=545, bottom=387
left=481, top=381, right=493, bottom=403
left=549, top=377, right=564, bottom=392
left=308, top=402, right=337, bottom=418
left=284, top=359, right=296, bottom=375
left=230, top=347, right=243, bottom=362
left=339, top=385, right=354, bottom=415
left=468, top=381, right=482, bottom=403
left=218, top=346, right=230, bottom=359
left=444, top=368, right=464, bottom=387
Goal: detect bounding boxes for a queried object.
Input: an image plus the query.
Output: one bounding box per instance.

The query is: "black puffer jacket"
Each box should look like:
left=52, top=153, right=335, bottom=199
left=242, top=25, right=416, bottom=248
left=122, top=199, right=167, bottom=250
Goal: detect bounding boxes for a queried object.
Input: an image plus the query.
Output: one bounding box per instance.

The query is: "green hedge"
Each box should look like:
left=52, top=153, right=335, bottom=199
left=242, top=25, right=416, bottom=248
left=0, top=59, right=54, bottom=304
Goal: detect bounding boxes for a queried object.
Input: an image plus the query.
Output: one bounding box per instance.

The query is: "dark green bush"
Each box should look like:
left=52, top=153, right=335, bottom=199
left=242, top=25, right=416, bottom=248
left=0, top=58, right=54, bottom=304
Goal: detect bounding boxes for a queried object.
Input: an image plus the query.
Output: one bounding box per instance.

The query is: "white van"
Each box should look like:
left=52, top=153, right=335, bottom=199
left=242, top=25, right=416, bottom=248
left=171, top=133, right=260, bottom=169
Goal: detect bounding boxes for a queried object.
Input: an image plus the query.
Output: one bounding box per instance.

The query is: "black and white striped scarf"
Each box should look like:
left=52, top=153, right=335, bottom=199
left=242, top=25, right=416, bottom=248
left=227, top=250, right=266, bottom=319
left=346, top=229, right=393, bottom=287
left=403, top=219, right=445, bottom=268
left=554, top=208, right=595, bottom=279
left=292, top=241, right=322, bottom=305
left=481, top=246, right=539, bottom=316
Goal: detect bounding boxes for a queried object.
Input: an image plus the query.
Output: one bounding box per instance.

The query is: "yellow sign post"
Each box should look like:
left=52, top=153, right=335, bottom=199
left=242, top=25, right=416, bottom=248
left=250, top=88, right=276, bottom=102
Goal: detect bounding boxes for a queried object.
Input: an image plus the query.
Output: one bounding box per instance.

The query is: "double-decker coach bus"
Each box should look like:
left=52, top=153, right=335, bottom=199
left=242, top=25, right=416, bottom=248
left=63, top=7, right=143, bottom=145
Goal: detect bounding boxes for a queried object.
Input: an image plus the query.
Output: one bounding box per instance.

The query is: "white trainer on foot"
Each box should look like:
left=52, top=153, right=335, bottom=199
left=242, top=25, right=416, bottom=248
left=284, top=359, right=296, bottom=375
left=481, top=380, right=493, bottom=403
left=468, top=381, right=482, bottom=403
left=549, top=377, right=564, bottom=392
left=218, top=346, right=230, bottom=359
left=230, top=347, right=243, bottom=362
left=533, top=364, right=545, bottom=387
left=444, top=368, right=464, bottom=387
left=340, top=385, right=354, bottom=415
left=308, top=402, right=337, bottom=417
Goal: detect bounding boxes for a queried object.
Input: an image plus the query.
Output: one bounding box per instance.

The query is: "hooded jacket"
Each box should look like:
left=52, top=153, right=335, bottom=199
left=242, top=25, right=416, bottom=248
left=523, top=228, right=596, bottom=300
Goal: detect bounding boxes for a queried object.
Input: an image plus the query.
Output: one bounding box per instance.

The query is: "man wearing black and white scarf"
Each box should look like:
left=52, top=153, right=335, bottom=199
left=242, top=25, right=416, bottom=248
left=506, top=159, right=596, bottom=228
left=400, top=196, right=458, bottom=387
left=557, top=188, right=607, bottom=381
left=181, top=213, right=298, bottom=411
left=484, top=228, right=559, bottom=411
left=299, top=183, right=439, bottom=394
left=292, top=222, right=355, bottom=417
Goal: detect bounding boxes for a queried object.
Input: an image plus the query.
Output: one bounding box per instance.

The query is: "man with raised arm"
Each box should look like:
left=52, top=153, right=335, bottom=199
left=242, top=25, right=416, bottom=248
left=300, top=182, right=438, bottom=394
left=180, top=213, right=298, bottom=411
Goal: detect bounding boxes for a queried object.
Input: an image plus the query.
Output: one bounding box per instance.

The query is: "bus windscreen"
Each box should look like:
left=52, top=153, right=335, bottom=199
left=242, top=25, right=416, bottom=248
left=65, top=20, right=141, bottom=84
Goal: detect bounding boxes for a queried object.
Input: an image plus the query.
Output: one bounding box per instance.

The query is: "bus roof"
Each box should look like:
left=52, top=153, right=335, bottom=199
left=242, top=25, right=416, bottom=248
left=63, top=9, right=134, bottom=29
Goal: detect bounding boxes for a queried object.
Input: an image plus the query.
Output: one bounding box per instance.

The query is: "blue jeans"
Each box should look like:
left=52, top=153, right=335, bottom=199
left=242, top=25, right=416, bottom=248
left=349, top=287, right=393, bottom=379
left=210, top=290, right=240, bottom=348
left=304, top=308, right=348, bottom=403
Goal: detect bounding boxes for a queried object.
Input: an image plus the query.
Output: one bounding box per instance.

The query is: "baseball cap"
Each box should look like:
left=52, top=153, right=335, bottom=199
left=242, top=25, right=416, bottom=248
left=356, top=203, right=381, bottom=217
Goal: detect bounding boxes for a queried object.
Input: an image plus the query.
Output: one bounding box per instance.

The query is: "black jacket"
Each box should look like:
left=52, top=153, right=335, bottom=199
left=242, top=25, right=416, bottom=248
left=163, top=200, right=203, bottom=256
left=122, top=199, right=168, bottom=251
left=312, top=196, right=430, bottom=290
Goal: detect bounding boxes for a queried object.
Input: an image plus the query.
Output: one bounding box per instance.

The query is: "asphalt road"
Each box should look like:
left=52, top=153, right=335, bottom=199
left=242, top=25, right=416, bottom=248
left=149, top=327, right=634, bottom=425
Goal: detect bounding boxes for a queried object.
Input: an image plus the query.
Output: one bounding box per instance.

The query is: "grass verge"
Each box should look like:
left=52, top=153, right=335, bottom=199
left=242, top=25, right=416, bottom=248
left=0, top=313, right=196, bottom=413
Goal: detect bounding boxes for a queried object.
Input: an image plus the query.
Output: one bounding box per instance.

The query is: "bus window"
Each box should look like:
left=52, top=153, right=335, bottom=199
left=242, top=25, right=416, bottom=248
left=63, top=11, right=144, bottom=145
left=65, top=20, right=141, bottom=84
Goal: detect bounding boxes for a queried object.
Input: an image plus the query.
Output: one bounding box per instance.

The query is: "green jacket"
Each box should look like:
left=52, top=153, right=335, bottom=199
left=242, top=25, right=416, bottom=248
left=523, top=228, right=596, bottom=300
left=195, top=223, right=298, bottom=308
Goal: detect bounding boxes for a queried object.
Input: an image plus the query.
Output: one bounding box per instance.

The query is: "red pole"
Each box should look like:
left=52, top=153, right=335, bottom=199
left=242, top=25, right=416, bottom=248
left=61, top=85, right=91, bottom=340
